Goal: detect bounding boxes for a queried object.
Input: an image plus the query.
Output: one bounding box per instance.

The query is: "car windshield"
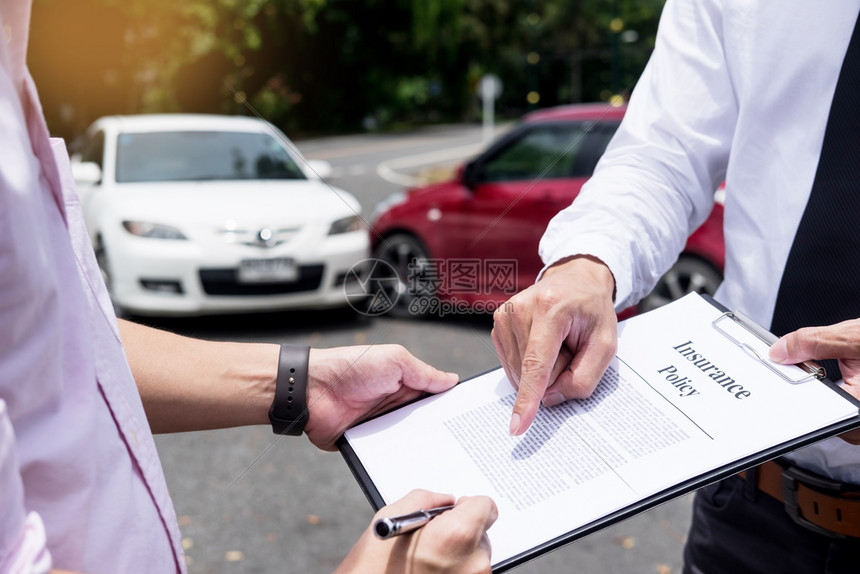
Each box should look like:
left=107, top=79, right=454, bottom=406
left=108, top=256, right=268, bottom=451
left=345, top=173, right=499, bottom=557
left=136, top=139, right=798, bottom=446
left=115, top=130, right=307, bottom=183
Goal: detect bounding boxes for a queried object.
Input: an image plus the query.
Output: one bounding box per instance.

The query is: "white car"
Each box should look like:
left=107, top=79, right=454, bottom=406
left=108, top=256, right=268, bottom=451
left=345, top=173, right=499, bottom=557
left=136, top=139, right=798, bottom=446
left=70, top=114, right=369, bottom=316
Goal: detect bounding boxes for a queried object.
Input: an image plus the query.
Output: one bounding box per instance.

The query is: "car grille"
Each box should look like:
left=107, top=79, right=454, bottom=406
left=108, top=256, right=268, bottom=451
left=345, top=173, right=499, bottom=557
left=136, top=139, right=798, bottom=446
left=216, top=227, right=302, bottom=248
left=199, top=265, right=324, bottom=295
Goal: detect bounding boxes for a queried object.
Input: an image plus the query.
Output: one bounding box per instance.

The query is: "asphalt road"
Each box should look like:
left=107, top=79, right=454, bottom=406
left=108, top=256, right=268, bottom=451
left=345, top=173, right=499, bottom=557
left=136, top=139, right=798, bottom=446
left=150, top=125, right=693, bottom=574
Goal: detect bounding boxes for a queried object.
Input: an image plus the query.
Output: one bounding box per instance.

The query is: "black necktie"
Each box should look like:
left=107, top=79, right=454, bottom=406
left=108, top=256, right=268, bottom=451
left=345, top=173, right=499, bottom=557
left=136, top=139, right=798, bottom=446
left=770, top=11, right=860, bottom=381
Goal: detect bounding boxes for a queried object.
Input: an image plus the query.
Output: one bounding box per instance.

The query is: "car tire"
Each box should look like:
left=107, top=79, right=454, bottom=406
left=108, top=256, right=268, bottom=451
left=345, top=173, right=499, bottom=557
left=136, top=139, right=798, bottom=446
left=638, top=255, right=723, bottom=314
left=94, top=236, right=127, bottom=318
left=372, top=233, right=434, bottom=319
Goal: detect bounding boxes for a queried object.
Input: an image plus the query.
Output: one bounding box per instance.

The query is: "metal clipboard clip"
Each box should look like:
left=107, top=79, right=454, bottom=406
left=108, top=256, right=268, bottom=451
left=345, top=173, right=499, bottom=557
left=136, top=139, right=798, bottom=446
left=712, top=311, right=826, bottom=384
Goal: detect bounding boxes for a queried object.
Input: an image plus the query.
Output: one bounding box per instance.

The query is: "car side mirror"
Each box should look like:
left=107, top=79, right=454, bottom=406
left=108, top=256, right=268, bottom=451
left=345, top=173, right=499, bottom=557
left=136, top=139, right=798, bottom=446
left=306, top=159, right=333, bottom=180
left=462, top=160, right=480, bottom=191
left=71, top=162, right=102, bottom=186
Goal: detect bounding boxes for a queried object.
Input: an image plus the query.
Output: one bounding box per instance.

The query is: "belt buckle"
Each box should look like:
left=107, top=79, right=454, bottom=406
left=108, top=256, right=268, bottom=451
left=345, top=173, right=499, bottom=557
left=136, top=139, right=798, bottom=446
left=779, top=464, right=847, bottom=540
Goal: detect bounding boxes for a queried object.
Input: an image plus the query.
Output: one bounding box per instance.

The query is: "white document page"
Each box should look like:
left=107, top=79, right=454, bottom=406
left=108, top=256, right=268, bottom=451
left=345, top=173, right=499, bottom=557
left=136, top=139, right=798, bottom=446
left=343, top=293, right=860, bottom=568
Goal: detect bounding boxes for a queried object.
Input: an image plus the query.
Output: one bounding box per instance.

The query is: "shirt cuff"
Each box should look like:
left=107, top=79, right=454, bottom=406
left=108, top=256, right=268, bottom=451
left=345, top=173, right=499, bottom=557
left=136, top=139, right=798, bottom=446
left=1, top=512, right=52, bottom=574
left=538, top=229, right=635, bottom=312
left=0, top=399, right=51, bottom=574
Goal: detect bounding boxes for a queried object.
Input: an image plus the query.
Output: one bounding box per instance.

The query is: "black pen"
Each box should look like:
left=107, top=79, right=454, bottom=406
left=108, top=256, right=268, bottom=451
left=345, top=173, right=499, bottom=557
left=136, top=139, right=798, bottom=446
left=374, top=505, right=455, bottom=539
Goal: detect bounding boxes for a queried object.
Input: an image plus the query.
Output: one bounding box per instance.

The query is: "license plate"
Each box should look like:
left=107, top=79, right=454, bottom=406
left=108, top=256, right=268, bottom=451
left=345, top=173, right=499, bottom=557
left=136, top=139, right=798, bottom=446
left=237, top=258, right=299, bottom=283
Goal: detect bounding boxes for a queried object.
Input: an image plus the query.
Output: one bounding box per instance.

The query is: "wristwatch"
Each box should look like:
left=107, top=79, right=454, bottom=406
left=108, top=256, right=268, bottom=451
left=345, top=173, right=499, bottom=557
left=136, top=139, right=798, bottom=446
left=268, top=344, right=311, bottom=435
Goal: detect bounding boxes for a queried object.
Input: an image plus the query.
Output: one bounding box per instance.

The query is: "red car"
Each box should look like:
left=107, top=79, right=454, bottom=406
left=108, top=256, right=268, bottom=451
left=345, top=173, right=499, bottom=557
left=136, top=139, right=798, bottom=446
left=369, top=103, right=724, bottom=317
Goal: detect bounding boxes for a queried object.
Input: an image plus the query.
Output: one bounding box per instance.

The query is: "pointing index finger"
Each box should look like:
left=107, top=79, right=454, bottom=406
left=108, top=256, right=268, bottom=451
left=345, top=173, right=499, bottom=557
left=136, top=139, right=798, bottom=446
left=509, top=319, right=567, bottom=436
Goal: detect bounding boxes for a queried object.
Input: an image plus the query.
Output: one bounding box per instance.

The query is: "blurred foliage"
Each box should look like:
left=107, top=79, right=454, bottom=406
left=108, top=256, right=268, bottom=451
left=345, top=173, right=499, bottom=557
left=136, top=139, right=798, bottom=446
left=29, top=0, right=664, bottom=140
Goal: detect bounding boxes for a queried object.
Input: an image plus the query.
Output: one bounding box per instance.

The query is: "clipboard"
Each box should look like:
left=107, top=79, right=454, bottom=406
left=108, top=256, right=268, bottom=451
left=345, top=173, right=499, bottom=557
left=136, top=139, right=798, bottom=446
left=709, top=299, right=825, bottom=384
left=337, top=294, right=860, bottom=572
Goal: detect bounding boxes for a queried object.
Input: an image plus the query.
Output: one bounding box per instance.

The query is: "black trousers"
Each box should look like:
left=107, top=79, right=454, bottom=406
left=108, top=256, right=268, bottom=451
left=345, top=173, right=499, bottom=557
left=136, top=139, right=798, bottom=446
left=683, top=476, right=860, bottom=574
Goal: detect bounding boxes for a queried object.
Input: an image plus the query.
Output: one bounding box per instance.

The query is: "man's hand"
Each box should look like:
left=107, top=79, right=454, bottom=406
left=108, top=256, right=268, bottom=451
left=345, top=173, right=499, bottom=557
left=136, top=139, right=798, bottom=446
left=303, top=345, right=459, bottom=450
left=336, top=490, right=497, bottom=574
left=492, top=256, right=617, bottom=436
left=769, top=319, right=860, bottom=444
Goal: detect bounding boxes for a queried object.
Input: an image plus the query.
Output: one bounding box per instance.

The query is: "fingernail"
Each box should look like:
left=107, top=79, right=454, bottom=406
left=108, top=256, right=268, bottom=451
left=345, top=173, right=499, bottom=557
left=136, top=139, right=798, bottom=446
left=509, top=413, right=520, bottom=436
left=545, top=392, right=566, bottom=407
left=769, top=339, right=788, bottom=364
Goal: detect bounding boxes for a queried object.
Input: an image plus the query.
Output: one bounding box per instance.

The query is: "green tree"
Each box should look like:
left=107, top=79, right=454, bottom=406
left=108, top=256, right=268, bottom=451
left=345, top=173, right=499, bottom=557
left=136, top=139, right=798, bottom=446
left=30, top=0, right=664, bottom=139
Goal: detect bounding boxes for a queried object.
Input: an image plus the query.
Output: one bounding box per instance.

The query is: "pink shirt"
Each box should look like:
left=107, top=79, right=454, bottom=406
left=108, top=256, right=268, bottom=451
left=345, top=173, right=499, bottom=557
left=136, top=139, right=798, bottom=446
left=0, top=2, right=185, bottom=571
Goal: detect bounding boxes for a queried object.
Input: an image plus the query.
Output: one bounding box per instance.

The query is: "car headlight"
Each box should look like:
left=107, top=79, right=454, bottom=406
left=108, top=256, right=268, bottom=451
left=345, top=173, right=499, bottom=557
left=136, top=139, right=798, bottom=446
left=122, top=221, right=188, bottom=240
left=328, top=215, right=363, bottom=235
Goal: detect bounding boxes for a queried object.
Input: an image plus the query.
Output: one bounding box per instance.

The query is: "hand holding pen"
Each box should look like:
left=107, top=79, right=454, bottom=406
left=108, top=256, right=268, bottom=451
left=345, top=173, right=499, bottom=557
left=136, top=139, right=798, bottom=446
left=374, top=505, right=456, bottom=539
left=335, top=490, right=498, bottom=574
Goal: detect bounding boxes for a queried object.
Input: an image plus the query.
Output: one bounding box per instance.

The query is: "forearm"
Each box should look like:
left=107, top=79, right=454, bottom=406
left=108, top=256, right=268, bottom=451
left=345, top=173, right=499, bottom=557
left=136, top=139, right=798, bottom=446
left=118, top=319, right=279, bottom=433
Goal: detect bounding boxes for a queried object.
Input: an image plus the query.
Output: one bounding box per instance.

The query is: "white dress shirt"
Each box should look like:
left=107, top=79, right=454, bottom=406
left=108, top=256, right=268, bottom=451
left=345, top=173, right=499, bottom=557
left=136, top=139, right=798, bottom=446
left=540, top=0, right=860, bottom=482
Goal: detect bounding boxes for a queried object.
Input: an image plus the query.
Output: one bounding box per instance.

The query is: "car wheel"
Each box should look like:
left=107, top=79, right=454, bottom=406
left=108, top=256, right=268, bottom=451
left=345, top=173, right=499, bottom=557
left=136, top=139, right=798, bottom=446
left=372, top=233, right=434, bottom=319
left=638, top=256, right=723, bottom=313
left=94, top=236, right=126, bottom=318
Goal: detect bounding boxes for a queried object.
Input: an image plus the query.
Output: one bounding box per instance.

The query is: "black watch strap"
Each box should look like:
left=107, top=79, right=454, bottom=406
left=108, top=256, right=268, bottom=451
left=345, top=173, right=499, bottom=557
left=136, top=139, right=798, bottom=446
left=268, top=344, right=311, bottom=435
